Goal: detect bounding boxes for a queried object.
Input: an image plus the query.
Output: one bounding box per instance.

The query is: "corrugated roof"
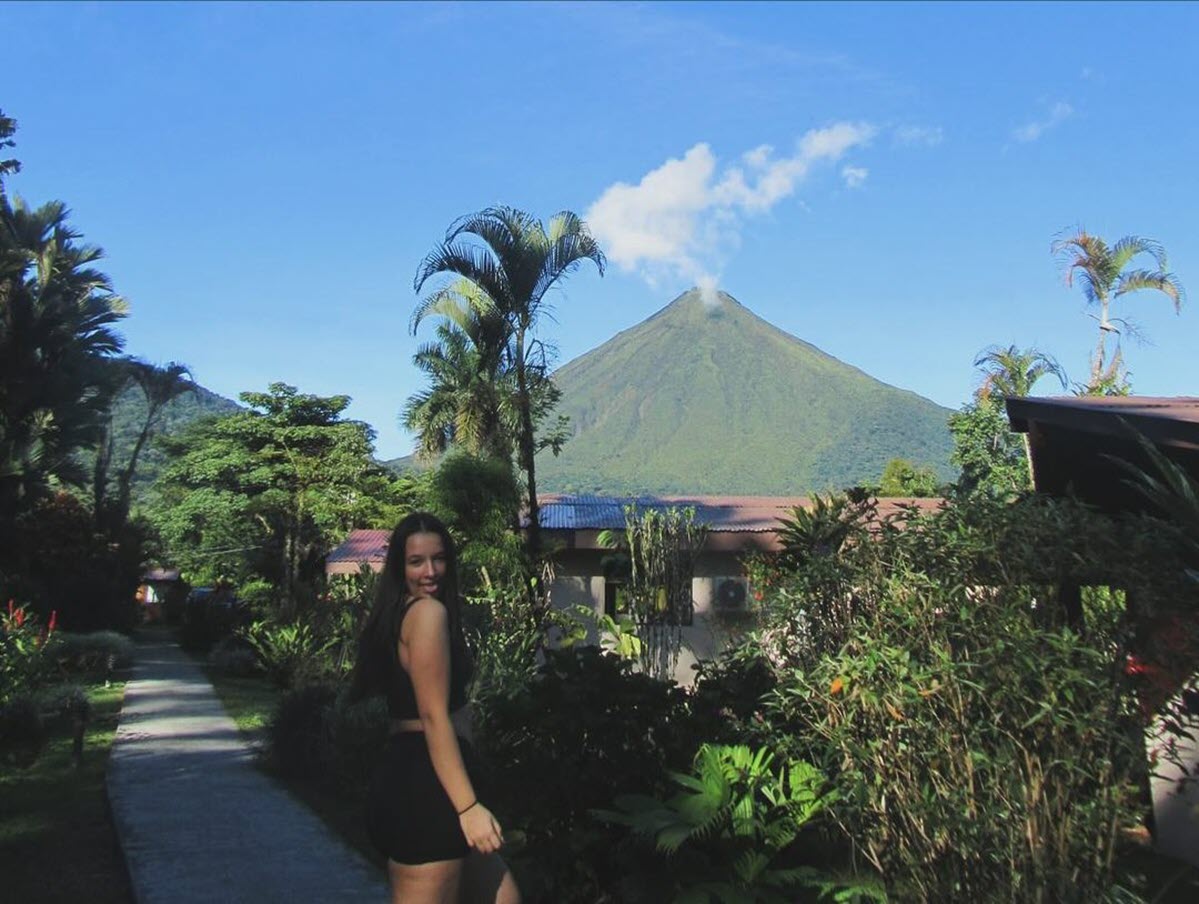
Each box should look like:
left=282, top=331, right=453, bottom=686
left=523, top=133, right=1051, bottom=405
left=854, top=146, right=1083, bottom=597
left=536, top=494, right=940, bottom=532
left=326, top=528, right=390, bottom=564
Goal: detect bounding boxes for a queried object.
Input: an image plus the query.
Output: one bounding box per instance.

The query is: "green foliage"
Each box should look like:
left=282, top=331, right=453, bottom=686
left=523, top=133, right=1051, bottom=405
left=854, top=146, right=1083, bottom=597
left=47, top=631, right=134, bottom=676
left=1, top=601, right=56, bottom=704
left=597, top=744, right=868, bottom=904
left=476, top=646, right=695, bottom=902
left=949, top=394, right=1030, bottom=497
left=425, top=451, right=527, bottom=591
left=537, top=289, right=955, bottom=495
left=412, top=205, right=607, bottom=556
left=148, top=382, right=416, bottom=610
left=750, top=492, right=1194, bottom=900
left=875, top=457, right=941, bottom=497
left=622, top=504, right=708, bottom=679
left=240, top=618, right=338, bottom=689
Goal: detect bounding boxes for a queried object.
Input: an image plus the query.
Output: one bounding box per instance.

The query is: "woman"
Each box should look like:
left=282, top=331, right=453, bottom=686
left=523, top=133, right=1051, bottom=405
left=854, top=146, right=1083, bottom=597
left=351, top=513, right=520, bottom=904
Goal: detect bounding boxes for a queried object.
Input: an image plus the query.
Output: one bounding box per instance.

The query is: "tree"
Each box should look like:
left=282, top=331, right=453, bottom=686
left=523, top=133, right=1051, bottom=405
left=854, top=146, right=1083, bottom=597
left=412, top=207, right=606, bottom=557
left=1052, top=230, right=1185, bottom=395
left=973, top=344, right=1066, bottom=401
left=876, top=458, right=940, bottom=497
left=0, top=108, right=19, bottom=198
left=949, top=396, right=1029, bottom=497
left=970, top=344, right=1067, bottom=484
left=1, top=196, right=126, bottom=516
left=151, top=383, right=415, bottom=615
left=402, top=296, right=512, bottom=460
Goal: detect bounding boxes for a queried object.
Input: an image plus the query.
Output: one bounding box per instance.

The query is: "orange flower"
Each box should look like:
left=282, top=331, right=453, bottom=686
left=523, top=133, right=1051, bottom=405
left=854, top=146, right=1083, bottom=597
left=830, top=677, right=845, bottom=695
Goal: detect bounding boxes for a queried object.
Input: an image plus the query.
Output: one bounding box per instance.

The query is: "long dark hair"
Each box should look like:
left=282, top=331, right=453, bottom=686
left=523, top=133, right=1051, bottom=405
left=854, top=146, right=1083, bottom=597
left=348, top=512, right=464, bottom=702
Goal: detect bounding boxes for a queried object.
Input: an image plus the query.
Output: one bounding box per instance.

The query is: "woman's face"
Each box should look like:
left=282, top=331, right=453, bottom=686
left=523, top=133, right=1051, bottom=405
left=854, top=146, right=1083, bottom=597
left=404, top=531, right=448, bottom=600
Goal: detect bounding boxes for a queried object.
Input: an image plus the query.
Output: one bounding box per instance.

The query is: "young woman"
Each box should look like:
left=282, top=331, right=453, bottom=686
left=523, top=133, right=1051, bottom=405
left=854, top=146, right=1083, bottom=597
left=351, top=513, right=520, bottom=904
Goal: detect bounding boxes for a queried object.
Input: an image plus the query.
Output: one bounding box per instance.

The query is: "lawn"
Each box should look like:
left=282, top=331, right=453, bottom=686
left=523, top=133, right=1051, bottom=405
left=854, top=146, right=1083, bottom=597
left=0, top=679, right=134, bottom=904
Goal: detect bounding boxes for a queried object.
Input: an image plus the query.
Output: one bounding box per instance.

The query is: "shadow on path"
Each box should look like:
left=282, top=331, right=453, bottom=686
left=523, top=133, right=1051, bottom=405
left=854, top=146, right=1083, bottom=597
left=108, top=628, right=387, bottom=903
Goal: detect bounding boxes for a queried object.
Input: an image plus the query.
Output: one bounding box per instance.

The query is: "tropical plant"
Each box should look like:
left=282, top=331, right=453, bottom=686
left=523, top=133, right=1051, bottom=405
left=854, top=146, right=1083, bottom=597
left=875, top=457, right=941, bottom=497
left=0, top=107, right=19, bottom=197
left=0, top=196, right=127, bottom=516
left=971, top=344, right=1068, bottom=481
left=597, top=743, right=871, bottom=904
left=149, top=382, right=415, bottom=611
left=621, top=504, right=708, bottom=681
left=240, top=618, right=338, bottom=689
left=1052, top=230, right=1185, bottom=394
left=949, top=394, right=1030, bottom=497
left=412, top=206, right=606, bottom=557
left=973, top=344, right=1067, bottom=401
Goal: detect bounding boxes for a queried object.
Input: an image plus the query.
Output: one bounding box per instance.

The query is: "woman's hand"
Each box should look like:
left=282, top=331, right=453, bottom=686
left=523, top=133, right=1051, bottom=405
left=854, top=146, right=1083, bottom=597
left=459, top=802, right=504, bottom=854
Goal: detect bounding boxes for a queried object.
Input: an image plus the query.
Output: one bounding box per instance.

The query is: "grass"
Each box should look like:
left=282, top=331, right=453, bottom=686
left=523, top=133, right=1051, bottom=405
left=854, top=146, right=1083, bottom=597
left=0, top=678, right=134, bottom=904
left=204, top=665, right=385, bottom=869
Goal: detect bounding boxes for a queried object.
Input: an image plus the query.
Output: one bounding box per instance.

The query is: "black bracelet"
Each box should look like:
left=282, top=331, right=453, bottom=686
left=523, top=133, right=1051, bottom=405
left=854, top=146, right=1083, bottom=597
left=457, top=800, right=478, bottom=816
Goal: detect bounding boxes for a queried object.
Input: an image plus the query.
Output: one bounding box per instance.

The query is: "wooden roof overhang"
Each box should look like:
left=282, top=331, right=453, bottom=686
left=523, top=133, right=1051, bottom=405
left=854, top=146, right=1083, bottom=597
left=1005, top=396, right=1199, bottom=515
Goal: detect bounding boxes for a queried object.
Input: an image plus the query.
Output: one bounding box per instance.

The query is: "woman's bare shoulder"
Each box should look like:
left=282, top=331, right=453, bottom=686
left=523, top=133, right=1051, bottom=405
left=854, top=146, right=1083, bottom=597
left=401, top=597, right=448, bottom=633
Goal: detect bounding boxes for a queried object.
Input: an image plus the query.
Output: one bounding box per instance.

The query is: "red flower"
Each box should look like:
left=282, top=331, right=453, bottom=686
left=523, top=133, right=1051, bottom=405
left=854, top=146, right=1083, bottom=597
left=48, top=610, right=57, bottom=633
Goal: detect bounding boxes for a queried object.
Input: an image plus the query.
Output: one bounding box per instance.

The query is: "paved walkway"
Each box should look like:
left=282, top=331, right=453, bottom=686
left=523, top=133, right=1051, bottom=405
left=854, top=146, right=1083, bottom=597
left=107, top=629, right=388, bottom=903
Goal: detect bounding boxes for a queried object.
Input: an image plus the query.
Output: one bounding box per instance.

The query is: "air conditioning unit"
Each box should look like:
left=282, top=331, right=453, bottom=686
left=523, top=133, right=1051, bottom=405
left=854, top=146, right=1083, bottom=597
left=713, top=576, right=750, bottom=612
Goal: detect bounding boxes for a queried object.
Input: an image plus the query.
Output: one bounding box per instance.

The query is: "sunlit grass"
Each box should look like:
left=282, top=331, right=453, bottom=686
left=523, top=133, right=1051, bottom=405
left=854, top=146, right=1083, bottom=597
left=0, top=679, right=133, bottom=904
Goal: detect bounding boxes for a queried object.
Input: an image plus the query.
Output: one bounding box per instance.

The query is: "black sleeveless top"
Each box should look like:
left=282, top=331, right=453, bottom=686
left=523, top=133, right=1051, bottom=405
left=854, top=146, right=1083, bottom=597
left=386, top=597, right=472, bottom=719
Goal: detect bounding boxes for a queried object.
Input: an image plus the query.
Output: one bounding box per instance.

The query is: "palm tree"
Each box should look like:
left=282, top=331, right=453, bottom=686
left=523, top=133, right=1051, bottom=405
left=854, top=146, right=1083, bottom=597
left=973, top=344, right=1067, bottom=484
left=412, top=207, right=605, bottom=556
left=1052, top=230, right=1185, bottom=395
left=1, top=197, right=126, bottom=511
left=114, top=360, right=193, bottom=520
left=403, top=281, right=513, bottom=460
left=973, top=345, right=1067, bottom=400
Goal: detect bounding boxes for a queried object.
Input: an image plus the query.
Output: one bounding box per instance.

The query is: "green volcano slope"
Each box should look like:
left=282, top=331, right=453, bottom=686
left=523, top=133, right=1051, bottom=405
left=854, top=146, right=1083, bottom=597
left=536, top=289, right=954, bottom=495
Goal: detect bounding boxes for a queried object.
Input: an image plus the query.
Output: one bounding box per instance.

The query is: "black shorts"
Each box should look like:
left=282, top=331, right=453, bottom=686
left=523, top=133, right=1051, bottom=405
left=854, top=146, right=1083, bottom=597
left=366, top=732, right=481, bottom=865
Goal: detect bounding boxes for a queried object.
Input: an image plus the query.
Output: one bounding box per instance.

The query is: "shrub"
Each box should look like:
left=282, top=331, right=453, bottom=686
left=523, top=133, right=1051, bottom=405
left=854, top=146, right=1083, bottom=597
left=1, top=601, right=57, bottom=703
left=774, top=587, right=1142, bottom=901
left=597, top=744, right=877, bottom=903
left=476, top=646, right=696, bottom=902
left=240, top=618, right=338, bottom=689
left=265, top=683, right=338, bottom=781
left=49, top=631, right=134, bottom=676
left=322, top=691, right=389, bottom=794
left=207, top=635, right=259, bottom=677
left=0, top=694, right=44, bottom=768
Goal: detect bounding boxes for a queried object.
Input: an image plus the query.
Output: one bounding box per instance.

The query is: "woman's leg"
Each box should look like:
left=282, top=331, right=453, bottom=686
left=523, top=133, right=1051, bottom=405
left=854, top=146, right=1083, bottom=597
left=388, top=857, right=463, bottom=904
left=461, top=851, right=521, bottom=904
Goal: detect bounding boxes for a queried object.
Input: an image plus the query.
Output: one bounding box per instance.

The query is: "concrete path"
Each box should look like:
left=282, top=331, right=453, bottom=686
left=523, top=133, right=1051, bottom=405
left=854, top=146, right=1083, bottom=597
left=107, top=629, right=388, bottom=903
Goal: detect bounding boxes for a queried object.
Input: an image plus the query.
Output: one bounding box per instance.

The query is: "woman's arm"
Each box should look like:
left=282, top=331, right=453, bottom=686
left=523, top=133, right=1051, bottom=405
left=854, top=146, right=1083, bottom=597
left=402, top=598, right=503, bottom=854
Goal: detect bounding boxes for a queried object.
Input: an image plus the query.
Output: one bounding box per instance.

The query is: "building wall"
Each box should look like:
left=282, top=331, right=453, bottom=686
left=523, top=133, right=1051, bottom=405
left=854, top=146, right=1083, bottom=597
left=548, top=548, right=750, bottom=686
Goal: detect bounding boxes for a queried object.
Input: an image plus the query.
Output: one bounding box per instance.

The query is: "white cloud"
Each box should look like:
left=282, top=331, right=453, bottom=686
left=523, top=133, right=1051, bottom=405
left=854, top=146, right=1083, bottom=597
left=894, top=125, right=944, bottom=147
left=586, top=122, right=875, bottom=288
left=841, top=165, right=868, bottom=189
left=1012, top=101, right=1074, bottom=143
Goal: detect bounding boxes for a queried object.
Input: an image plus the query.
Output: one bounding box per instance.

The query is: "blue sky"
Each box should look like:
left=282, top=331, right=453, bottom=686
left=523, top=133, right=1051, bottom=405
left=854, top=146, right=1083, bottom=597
left=5, top=1, right=1197, bottom=459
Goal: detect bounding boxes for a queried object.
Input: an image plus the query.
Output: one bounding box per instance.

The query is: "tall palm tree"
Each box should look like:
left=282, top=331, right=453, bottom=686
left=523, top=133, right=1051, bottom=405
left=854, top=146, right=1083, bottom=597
left=1052, top=230, right=1185, bottom=394
left=114, top=360, right=193, bottom=520
left=1, top=197, right=126, bottom=510
left=412, top=207, right=605, bottom=556
left=402, top=310, right=512, bottom=460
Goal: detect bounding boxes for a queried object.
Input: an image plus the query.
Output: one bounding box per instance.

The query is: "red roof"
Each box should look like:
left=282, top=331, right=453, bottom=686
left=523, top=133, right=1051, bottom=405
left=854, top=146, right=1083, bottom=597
left=325, top=529, right=390, bottom=574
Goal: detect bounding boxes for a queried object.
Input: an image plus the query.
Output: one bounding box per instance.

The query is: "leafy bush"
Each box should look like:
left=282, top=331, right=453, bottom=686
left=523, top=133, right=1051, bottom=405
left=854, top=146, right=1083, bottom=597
left=322, top=692, right=389, bottom=794
left=49, top=630, right=134, bottom=675
left=749, top=493, right=1178, bottom=901
left=1, top=601, right=57, bottom=703
left=265, top=683, right=339, bottom=781
left=207, top=635, right=259, bottom=677
left=0, top=693, right=44, bottom=768
left=240, top=619, right=337, bottom=689
left=598, top=744, right=877, bottom=904
left=476, top=646, right=696, bottom=902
